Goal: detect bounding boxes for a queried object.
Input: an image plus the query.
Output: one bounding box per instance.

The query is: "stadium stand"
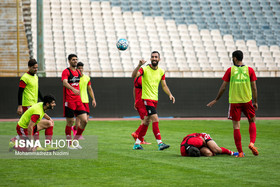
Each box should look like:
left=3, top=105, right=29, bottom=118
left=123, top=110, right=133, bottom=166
left=0, top=0, right=30, bottom=77
left=0, top=0, right=279, bottom=77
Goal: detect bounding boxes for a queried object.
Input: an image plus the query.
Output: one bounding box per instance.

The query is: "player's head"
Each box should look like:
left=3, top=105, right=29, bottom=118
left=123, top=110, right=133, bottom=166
left=77, top=62, right=84, bottom=73
left=232, top=50, right=243, bottom=64
left=43, top=94, right=56, bottom=110
left=150, top=51, right=160, bottom=67
left=28, top=59, right=38, bottom=75
left=68, top=54, right=78, bottom=68
left=186, top=145, right=201, bottom=157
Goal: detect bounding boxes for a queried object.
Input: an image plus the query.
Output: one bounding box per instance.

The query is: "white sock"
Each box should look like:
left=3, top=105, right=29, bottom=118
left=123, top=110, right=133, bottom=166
left=156, top=139, right=162, bottom=145
left=135, top=138, right=141, bottom=144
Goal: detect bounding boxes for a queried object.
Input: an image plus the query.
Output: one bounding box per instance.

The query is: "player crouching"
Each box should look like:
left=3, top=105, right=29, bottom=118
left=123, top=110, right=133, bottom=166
left=9, top=95, right=58, bottom=152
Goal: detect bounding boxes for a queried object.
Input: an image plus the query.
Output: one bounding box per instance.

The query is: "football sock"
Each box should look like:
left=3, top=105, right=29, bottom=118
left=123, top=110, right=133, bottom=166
left=138, top=124, right=148, bottom=142
left=45, top=126, right=53, bottom=141
left=152, top=122, right=161, bottom=140
left=74, top=127, right=85, bottom=140
left=249, top=122, right=256, bottom=144
left=220, top=147, right=232, bottom=155
left=135, top=138, right=141, bottom=144
left=65, top=126, right=72, bottom=141
left=73, top=126, right=77, bottom=131
left=156, top=140, right=162, bottom=145
left=234, top=129, right=243, bottom=153
left=33, top=131, right=40, bottom=141
left=135, top=124, right=144, bottom=136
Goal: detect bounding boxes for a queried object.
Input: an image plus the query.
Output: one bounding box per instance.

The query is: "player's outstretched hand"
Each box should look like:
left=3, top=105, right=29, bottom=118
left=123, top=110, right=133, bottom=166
left=170, top=95, right=175, bottom=104
left=139, top=59, right=146, bottom=66
left=207, top=100, right=217, bottom=107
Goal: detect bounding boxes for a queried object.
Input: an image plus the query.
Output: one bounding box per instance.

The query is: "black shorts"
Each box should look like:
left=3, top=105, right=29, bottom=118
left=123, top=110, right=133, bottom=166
left=145, top=105, right=157, bottom=116
left=64, top=106, right=87, bottom=118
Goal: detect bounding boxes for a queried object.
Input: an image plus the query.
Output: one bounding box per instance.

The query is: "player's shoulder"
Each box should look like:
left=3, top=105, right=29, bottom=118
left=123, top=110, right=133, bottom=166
left=84, top=74, right=90, bottom=79
left=247, top=66, right=255, bottom=71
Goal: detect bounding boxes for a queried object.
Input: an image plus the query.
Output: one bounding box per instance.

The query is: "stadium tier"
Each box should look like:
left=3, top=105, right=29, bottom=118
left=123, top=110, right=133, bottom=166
left=1, top=0, right=279, bottom=77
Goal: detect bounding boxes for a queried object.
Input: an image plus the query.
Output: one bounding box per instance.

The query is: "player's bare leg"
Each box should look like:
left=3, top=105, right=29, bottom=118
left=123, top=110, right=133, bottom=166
left=36, top=119, right=58, bottom=151
left=200, top=147, right=213, bottom=157
left=233, top=121, right=244, bottom=157
left=207, top=140, right=236, bottom=156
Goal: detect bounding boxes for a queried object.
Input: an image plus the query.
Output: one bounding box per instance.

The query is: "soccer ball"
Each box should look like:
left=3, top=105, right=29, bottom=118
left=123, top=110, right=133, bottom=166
left=116, top=38, right=129, bottom=51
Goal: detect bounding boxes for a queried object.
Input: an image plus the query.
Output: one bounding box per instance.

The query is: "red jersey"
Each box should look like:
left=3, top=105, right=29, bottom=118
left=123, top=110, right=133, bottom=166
left=222, top=66, right=257, bottom=82
left=180, top=133, right=211, bottom=156
left=61, top=68, right=82, bottom=102
left=134, top=76, right=143, bottom=106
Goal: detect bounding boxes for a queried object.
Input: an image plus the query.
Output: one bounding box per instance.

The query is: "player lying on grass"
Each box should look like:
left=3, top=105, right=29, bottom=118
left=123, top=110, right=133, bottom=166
left=180, top=133, right=238, bottom=157
left=9, top=95, right=58, bottom=152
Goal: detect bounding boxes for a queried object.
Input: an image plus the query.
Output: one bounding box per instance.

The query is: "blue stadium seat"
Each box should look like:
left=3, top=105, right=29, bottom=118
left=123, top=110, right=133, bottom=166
left=174, top=16, right=185, bottom=25
left=142, top=9, right=152, bottom=16
left=160, top=0, right=169, bottom=7
left=220, top=0, right=230, bottom=6
left=111, top=0, right=121, bottom=6
left=131, top=6, right=141, bottom=11
left=229, top=0, right=240, bottom=6
left=121, top=6, right=131, bottom=12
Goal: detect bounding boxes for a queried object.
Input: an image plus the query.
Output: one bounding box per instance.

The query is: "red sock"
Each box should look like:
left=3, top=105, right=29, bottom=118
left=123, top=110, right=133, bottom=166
left=73, top=126, right=77, bottom=131
left=152, top=122, right=161, bottom=140
left=74, top=127, right=84, bottom=140
left=65, top=126, right=72, bottom=140
left=135, top=124, right=144, bottom=136
left=249, top=122, right=256, bottom=144
left=138, top=125, right=148, bottom=142
left=234, top=129, right=243, bottom=153
left=45, top=126, right=53, bottom=141
left=220, top=147, right=232, bottom=155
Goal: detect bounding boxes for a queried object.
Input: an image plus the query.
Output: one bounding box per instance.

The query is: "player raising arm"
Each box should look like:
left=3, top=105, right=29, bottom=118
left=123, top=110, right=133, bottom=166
left=131, top=51, right=175, bottom=151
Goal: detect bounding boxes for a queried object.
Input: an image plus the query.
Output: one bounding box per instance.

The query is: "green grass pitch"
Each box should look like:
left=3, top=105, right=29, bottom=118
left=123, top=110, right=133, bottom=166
left=0, top=119, right=279, bottom=186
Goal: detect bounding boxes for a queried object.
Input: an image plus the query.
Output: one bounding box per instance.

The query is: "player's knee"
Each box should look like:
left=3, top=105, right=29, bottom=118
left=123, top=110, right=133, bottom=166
left=212, top=147, right=222, bottom=154
left=248, top=118, right=255, bottom=123
left=67, top=120, right=74, bottom=126
left=47, top=120, right=53, bottom=127
left=204, top=150, right=214, bottom=157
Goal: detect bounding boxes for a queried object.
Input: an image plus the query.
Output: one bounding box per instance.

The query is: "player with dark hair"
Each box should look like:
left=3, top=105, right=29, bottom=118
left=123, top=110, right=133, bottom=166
left=131, top=76, right=151, bottom=145
left=131, top=51, right=175, bottom=150
left=72, top=62, right=97, bottom=139
left=62, top=54, right=88, bottom=149
left=207, top=50, right=259, bottom=157
left=14, top=59, right=44, bottom=141
left=180, top=133, right=238, bottom=157
left=10, top=95, right=57, bottom=152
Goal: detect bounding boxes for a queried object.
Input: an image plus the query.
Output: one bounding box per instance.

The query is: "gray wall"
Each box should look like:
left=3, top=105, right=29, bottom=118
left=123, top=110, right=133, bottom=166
left=0, top=77, right=279, bottom=118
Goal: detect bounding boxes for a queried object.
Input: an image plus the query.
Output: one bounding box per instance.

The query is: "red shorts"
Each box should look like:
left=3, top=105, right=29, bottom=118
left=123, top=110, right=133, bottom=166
left=228, top=100, right=256, bottom=121
left=16, top=124, right=37, bottom=137
left=64, top=101, right=86, bottom=118
left=143, top=99, right=158, bottom=116
left=83, top=103, right=90, bottom=114
left=22, top=106, right=31, bottom=113
left=135, top=100, right=147, bottom=120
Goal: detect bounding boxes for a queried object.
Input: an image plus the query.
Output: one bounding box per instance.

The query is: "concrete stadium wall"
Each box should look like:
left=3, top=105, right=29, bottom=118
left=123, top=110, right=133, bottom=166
left=0, top=77, right=279, bottom=119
